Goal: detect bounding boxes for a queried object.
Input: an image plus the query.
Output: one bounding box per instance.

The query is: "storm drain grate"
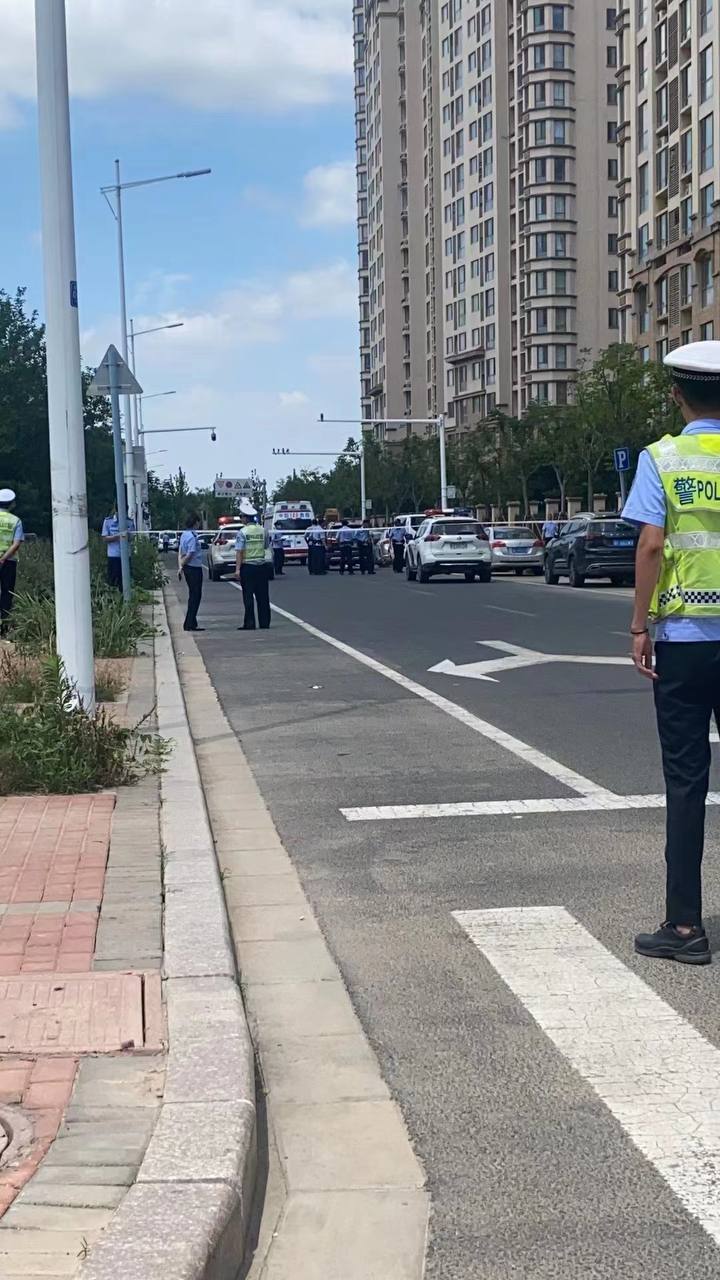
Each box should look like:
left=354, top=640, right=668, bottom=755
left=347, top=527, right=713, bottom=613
left=0, top=971, right=164, bottom=1056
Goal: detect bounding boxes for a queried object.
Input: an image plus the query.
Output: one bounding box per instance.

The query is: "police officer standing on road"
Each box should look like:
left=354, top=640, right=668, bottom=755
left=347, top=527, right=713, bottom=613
left=270, top=528, right=286, bottom=576
left=0, top=489, right=24, bottom=636
left=355, top=519, right=375, bottom=575
left=233, top=513, right=272, bottom=630
left=389, top=519, right=406, bottom=574
left=337, top=519, right=355, bottom=576
left=305, top=519, right=326, bottom=575
left=177, top=511, right=205, bottom=632
left=624, top=341, right=720, bottom=966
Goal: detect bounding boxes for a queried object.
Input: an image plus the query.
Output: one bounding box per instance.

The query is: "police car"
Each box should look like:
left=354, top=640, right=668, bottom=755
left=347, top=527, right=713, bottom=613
left=405, top=516, right=492, bottom=583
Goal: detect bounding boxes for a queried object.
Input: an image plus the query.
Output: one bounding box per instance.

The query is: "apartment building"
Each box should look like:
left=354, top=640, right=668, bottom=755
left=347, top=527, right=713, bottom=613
left=355, top=0, right=620, bottom=432
left=617, top=0, right=720, bottom=355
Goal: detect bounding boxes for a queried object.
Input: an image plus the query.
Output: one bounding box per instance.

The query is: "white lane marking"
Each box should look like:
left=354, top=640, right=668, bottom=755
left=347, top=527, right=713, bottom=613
left=342, top=793, right=720, bottom=820
left=485, top=604, right=537, bottom=618
left=430, top=640, right=630, bottom=682
left=453, top=906, right=720, bottom=1248
left=502, top=577, right=634, bottom=602
left=267, top=600, right=611, bottom=798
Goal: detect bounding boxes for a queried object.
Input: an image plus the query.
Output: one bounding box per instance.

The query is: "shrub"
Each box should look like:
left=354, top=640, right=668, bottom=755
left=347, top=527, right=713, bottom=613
left=15, top=539, right=55, bottom=597
left=0, top=658, right=168, bottom=795
left=0, top=651, right=126, bottom=704
left=131, top=536, right=164, bottom=590
left=9, top=585, right=153, bottom=659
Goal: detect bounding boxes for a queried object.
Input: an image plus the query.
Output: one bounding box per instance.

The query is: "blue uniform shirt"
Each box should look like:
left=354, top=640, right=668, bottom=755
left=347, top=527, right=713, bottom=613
left=389, top=525, right=406, bottom=544
left=622, top=419, right=720, bottom=642
left=102, top=514, right=135, bottom=559
left=337, top=526, right=355, bottom=544
left=542, top=520, right=558, bottom=540
left=355, top=527, right=371, bottom=544
left=271, top=530, right=286, bottom=549
left=178, top=529, right=204, bottom=568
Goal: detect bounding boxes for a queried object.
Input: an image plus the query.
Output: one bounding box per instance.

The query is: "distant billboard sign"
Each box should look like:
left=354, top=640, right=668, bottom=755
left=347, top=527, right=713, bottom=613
left=214, top=477, right=253, bottom=498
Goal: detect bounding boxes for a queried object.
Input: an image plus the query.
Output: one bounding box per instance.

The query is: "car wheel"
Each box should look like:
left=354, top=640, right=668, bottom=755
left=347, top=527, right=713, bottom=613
left=405, top=558, right=417, bottom=582
left=464, top=570, right=475, bottom=582
left=419, top=565, right=431, bottom=583
left=477, top=564, right=491, bottom=583
left=544, top=559, right=559, bottom=585
left=568, top=557, right=585, bottom=588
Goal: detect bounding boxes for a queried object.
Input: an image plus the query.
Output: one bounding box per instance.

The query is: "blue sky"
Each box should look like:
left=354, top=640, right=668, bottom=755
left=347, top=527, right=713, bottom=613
left=0, top=0, right=359, bottom=492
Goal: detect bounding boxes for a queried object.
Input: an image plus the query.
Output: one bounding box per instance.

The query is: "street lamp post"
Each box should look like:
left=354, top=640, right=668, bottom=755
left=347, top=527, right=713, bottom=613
left=101, top=164, right=209, bottom=528
left=128, top=322, right=183, bottom=528
left=319, top=415, right=448, bottom=511
left=34, top=0, right=95, bottom=710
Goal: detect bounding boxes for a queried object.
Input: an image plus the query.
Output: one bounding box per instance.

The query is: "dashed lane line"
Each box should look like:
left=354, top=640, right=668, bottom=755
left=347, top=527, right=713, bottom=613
left=453, top=906, right=720, bottom=1250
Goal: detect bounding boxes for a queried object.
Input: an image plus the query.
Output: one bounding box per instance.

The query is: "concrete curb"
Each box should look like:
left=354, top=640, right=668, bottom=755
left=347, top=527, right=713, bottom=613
left=78, top=592, right=256, bottom=1280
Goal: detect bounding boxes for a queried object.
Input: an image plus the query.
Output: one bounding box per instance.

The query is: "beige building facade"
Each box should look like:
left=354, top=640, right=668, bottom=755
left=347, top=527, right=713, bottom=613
left=617, top=0, right=720, bottom=356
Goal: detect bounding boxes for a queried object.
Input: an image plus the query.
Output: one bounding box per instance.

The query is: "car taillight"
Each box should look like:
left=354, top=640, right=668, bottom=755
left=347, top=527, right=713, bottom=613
left=425, top=533, right=441, bottom=542
left=491, top=540, right=506, bottom=548
left=532, top=539, right=543, bottom=548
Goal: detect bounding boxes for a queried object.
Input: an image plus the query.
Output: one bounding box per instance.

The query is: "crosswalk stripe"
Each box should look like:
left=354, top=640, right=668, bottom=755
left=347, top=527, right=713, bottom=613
left=453, top=906, right=720, bottom=1247
left=342, top=793, right=720, bottom=820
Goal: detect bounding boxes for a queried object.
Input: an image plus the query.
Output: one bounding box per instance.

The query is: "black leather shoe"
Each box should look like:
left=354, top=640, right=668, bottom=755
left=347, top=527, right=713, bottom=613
left=634, top=922, right=711, bottom=965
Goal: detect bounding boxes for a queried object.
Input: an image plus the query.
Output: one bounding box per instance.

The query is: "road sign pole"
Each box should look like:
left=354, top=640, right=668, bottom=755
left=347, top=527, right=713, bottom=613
left=107, top=347, right=132, bottom=602
left=619, top=469, right=628, bottom=509
left=438, top=415, right=448, bottom=510
left=34, top=0, right=95, bottom=711
left=360, top=441, right=366, bottom=518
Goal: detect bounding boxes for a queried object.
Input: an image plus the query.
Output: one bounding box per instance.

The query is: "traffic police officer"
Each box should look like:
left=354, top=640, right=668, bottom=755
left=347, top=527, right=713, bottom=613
left=624, top=340, right=720, bottom=965
left=233, top=514, right=272, bottom=630
left=0, top=489, right=23, bottom=635
left=270, top=528, right=286, bottom=576
left=305, top=520, right=327, bottom=575
left=355, top=519, right=375, bottom=575
left=101, top=504, right=135, bottom=592
left=337, top=519, right=355, bottom=575
left=389, top=519, right=406, bottom=573
left=177, top=511, right=205, bottom=632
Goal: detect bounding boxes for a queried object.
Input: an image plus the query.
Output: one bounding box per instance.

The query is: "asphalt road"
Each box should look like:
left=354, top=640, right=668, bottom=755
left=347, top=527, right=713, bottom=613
left=175, top=564, right=720, bottom=1278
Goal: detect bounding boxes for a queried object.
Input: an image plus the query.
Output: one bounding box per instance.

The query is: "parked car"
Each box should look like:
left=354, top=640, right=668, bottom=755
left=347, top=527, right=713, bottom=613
left=371, top=527, right=392, bottom=567
left=544, top=515, right=638, bottom=587
left=208, top=525, right=274, bottom=581
left=405, top=516, right=491, bottom=583
left=485, top=525, right=544, bottom=575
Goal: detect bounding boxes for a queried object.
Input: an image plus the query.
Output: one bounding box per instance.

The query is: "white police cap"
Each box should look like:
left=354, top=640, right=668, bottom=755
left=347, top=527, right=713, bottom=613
left=0, top=489, right=16, bottom=503
left=664, top=341, right=720, bottom=381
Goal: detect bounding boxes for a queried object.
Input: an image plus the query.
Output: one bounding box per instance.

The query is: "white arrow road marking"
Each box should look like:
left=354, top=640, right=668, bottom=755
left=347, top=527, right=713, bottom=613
left=453, top=906, right=720, bottom=1249
left=429, top=641, right=630, bottom=682
left=264, top=598, right=611, bottom=797
left=342, top=793, right=720, bottom=821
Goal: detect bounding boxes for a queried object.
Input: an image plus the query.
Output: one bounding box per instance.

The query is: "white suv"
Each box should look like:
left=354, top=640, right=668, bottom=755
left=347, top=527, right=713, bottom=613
left=405, top=517, right=491, bottom=583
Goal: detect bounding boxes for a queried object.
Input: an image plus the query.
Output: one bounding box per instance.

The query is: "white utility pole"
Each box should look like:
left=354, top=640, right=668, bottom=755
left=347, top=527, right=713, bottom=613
left=34, top=0, right=95, bottom=711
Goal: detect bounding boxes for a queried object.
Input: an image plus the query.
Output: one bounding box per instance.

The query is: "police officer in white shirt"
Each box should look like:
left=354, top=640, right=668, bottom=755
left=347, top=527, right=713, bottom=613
left=270, top=528, right=286, bottom=576
left=337, top=519, right=355, bottom=575
left=389, top=519, right=406, bottom=574
left=354, top=519, right=375, bottom=575
left=305, top=520, right=327, bottom=575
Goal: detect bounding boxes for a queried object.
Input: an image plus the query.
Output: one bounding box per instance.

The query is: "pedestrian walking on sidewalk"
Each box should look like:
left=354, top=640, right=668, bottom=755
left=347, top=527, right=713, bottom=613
left=625, top=340, right=720, bottom=967
left=338, top=519, right=355, bottom=575
left=234, top=514, right=272, bottom=630
left=101, top=504, right=135, bottom=592
left=178, top=512, right=205, bottom=632
left=390, top=519, right=406, bottom=573
left=355, top=519, right=375, bottom=575
left=270, top=528, right=286, bottom=576
left=0, top=489, right=23, bottom=636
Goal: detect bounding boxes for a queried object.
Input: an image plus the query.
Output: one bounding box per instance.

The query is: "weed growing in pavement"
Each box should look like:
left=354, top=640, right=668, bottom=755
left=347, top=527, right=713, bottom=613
left=0, top=650, right=126, bottom=704
left=0, top=658, right=169, bottom=795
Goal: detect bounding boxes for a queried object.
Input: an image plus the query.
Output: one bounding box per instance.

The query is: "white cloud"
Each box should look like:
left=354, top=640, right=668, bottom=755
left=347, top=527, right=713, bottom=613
left=279, top=391, right=310, bottom=407
left=0, top=0, right=352, bottom=124
left=301, top=161, right=356, bottom=227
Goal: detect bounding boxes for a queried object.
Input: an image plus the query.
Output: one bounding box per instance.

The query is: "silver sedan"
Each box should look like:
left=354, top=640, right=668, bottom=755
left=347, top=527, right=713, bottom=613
left=485, top=525, right=545, bottom=575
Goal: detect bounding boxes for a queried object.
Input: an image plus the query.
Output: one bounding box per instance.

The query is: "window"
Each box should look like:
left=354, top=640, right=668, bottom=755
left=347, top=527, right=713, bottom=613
left=655, top=19, right=667, bottom=64
left=681, top=195, right=693, bottom=235
left=638, top=40, right=647, bottom=90
left=701, top=182, right=715, bottom=227
left=656, top=84, right=668, bottom=127
left=606, top=7, right=617, bottom=28
left=681, top=129, right=693, bottom=175
left=701, top=257, right=715, bottom=308
left=607, top=121, right=618, bottom=142
left=655, top=211, right=669, bottom=249
left=554, top=232, right=567, bottom=256
left=553, top=120, right=567, bottom=145
left=700, top=0, right=713, bottom=36
left=555, top=269, right=568, bottom=292
left=608, top=156, right=619, bottom=179
left=553, top=81, right=567, bottom=106
left=638, top=163, right=649, bottom=212
left=608, top=232, right=618, bottom=253
left=637, top=284, right=649, bottom=331
left=681, top=264, right=693, bottom=305
left=556, top=345, right=568, bottom=369
left=532, top=6, right=545, bottom=30
left=637, top=0, right=647, bottom=26
left=680, top=0, right=691, bottom=40
left=607, top=83, right=618, bottom=106
left=535, top=120, right=547, bottom=144
left=536, top=270, right=548, bottom=293
left=552, top=44, right=567, bottom=68
left=537, top=344, right=549, bottom=368
left=553, top=157, right=567, bottom=182
left=701, top=321, right=715, bottom=340
left=656, top=277, right=668, bottom=316
left=637, top=102, right=648, bottom=152
left=556, top=306, right=569, bottom=331
left=536, top=307, right=549, bottom=333
left=656, top=147, right=668, bottom=191
left=536, top=232, right=549, bottom=257
left=607, top=45, right=618, bottom=67
left=535, top=157, right=547, bottom=182
left=554, top=194, right=568, bottom=217
left=608, top=195, right=618, bottom=217
left=534, top=44, right=546, bottom=69
left=550, top=5, right=564, bottom=29
left=638, top=222, right=650, bottom=261
left=700, top=114, right=714, bottom=172
left=609, top=269, right=619, bottom=291
left=700, top=46, right=714, bottom=103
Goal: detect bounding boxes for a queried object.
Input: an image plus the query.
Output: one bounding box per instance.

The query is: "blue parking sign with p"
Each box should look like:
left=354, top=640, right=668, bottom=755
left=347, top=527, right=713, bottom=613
left=614, top=447, right=630, bottom=473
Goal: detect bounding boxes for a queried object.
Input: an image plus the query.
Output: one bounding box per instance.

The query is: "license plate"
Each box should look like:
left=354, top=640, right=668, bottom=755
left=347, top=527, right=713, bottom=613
left=613, top=539, right=634, bottom=547
left=447, top=541, right=465, bottom=549
left=510, top=546, right=527, bottom=554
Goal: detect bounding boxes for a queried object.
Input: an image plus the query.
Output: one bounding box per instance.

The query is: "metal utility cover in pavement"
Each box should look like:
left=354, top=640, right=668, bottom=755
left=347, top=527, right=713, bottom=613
left=0, top=972, right=164, bottom=1055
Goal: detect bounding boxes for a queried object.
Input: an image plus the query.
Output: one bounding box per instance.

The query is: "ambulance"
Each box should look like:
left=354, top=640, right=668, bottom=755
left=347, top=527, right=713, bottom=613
left=264, top=501, right=315, bottom=565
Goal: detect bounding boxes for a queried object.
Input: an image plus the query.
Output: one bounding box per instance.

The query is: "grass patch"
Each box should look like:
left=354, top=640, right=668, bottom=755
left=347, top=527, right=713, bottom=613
left=0, top=658, right=168, bottom=795
left=9, top=585, right=154, bottom=659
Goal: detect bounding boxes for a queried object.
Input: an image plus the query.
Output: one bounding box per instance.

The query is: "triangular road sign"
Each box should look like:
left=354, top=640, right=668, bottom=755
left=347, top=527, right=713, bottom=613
left=88, top=344, right=143, bottom=396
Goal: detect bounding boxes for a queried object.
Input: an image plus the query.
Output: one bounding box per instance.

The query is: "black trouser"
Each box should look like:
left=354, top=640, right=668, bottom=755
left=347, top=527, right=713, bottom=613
left=182, top=565, right=203, bottom=631
left=273, top=548, right=285, bottom=575
left=240, top=562, right=271, bottom=629
left=392, top=543, right=405, bottom=572
left=359, top=543, right=374, bottom=574
left=654, top=641, right=720, bottom=926
left=0, top=560, right=17, bottom=628
left=107, top=558, right=123, bottom=592
left=339, top=544, right=354, bottom=575
left=308, top=544, right=323, bottom=574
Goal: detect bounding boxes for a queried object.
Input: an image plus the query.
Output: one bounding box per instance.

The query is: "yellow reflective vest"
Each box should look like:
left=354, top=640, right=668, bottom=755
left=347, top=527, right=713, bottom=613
left=0, top=510, right=18, bottom=557
left=241, top=524, right=266, bottom=564
left=649, top=432, right=720, bottom=620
